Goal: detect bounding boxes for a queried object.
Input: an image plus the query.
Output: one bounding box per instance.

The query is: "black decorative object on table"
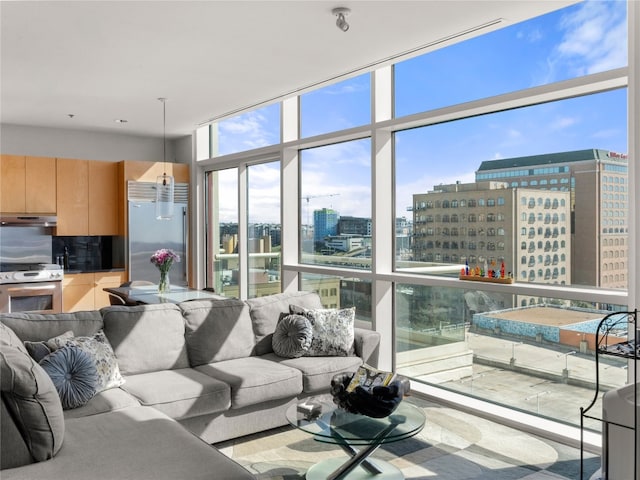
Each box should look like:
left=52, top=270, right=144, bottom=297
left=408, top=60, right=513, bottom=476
left=330, top=372, right=409, bottom=418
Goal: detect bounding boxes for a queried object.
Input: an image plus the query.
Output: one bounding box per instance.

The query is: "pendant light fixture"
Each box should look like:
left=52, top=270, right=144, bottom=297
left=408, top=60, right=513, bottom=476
left=155, top=97, right=174, bottom=220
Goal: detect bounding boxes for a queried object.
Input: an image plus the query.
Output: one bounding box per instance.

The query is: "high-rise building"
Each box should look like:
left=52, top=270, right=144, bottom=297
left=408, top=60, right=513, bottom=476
left=313, top=208, right=339, bottom=244
left=476, top=149, right=628, bottom=288
left=338, top=216, right=371, bottom=236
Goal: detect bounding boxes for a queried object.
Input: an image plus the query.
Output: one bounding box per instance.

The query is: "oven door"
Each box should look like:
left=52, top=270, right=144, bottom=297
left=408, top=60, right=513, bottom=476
left=0, top=282, right=63, bottom=314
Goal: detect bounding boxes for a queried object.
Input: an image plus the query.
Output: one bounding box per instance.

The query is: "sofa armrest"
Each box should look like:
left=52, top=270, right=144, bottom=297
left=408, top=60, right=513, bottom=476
left=353, top=327, right=380, bottom=367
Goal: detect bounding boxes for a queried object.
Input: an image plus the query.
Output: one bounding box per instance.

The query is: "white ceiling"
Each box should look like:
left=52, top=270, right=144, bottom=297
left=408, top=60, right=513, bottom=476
left=1, top=1, right=577, bottom=139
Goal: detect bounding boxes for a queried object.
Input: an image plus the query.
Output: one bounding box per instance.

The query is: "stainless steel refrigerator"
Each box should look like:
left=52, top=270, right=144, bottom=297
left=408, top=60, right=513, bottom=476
left=127, top=181, right=188, bottom=287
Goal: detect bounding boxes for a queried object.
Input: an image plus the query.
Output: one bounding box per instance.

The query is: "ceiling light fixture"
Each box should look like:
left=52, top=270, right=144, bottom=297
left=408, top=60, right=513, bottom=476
left=155, top=97, right=174, bottom=220
left=332, top=7, right=350, bottom=32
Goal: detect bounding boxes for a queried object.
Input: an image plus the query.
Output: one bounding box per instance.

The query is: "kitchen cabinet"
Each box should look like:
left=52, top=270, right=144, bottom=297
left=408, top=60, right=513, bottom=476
left=56, top=158, right=89, bottom=235
left=62, top=271, right=127, bottom=312
left=88, top=161, right=120, bottom=235
left=62, top=273, right=94, bottom=312
left=0, top=154, right=56, bottom=213
left=56, top=158, right=121, bottom=236
left=93, top=271, right=127, bottom=308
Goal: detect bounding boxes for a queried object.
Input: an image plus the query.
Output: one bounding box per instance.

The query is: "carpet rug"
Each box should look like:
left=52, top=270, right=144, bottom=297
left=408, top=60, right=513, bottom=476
left=218, top=397, right=601, bottom=480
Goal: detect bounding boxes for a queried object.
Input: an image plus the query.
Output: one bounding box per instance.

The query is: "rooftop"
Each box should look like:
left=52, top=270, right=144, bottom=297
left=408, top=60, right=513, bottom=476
left=476, top=148, right=623, bottom=172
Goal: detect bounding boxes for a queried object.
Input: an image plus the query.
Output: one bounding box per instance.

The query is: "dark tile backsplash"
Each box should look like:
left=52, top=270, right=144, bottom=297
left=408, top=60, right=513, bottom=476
left=53, top=236, right=125, bottom=272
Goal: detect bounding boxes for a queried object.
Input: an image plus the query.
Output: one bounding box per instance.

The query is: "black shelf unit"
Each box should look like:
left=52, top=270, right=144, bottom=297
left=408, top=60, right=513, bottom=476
left=580, top=309, right=638, bottom=480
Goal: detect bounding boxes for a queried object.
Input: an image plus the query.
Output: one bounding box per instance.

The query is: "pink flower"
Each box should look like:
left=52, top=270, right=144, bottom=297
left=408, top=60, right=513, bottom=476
left=150, top=249, right=180, bottom=271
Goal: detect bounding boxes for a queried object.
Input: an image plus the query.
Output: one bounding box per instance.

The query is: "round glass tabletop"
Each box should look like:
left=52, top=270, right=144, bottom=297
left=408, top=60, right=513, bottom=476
left=285, top=399, right=425, bottom=446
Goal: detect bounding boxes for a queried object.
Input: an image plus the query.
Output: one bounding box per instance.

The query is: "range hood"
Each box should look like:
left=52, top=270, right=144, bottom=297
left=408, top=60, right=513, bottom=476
left=0, top=215, right=57, bottom=227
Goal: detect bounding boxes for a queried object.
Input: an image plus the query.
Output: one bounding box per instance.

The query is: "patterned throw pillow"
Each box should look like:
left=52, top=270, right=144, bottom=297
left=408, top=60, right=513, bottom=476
left=290, top=305, right=356, bottom=357
left=40, top=345, right=99, bottom=409
left=272, top=314, right=313, bottom=358
left=63, top=331, right=125, bottom=392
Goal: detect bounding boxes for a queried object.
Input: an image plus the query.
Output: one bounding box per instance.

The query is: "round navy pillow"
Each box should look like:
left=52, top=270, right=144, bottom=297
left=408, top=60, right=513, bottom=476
left=272, top=314, right=313, bottom=358
left=40, top=345, right=99, bottom=410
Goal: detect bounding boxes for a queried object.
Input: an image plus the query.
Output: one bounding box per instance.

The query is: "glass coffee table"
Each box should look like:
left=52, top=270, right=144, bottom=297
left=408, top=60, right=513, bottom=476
left=285, top=399, right=425, bottom=480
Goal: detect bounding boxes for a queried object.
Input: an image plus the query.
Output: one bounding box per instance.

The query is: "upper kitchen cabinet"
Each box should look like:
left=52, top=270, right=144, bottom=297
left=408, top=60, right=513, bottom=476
left=121, top=160, right=189, bottom=183
left=88, top=161, right=120, bottom=235
left=56, top=158, right=121, bottom=236
left=0, top=155, right=56, bottom=213
left=56, top=158, right=89, bottom=235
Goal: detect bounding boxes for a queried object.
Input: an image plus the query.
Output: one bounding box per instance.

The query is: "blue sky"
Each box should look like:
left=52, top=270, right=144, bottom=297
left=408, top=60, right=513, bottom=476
left=214, top=0, right=627, bottom=225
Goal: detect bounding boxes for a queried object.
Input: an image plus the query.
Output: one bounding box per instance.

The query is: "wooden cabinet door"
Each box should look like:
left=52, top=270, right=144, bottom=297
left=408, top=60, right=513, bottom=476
left=0, top=154, right=26, bottom=213
left=94, top=271, right=127, bottom=309
left=25, top=156, right=57, bottom=213
left=88, top=161, right=119, bottom=235
left=56, top=158, right=89, bottom=235
left=62, top=273, right=94, bottom=312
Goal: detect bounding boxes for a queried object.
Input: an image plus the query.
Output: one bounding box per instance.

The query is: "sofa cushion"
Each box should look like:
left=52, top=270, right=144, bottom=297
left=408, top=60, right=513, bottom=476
left=195, top=356, right=302, bottom=409
left=0, top=311, right=103, bottom=343
left=245, top=291, right=324, bottom=355
left=101, top=304, right=190, bottom=375
left=39, top=345, right=98, bottom=410
left=0, top=321, right=28, bottom=353
left=264, top=352, right=363, bottom=393
left=63, top=386, right=141, bottom=419
left=63, top=330, right=125, bottom=392
left=121, top=368, right=230, bottom=420
left=290, top=305, right=356, bottom=356
left=0, top=342, right=65, bottom=463
left=179, top=298, right=255, bottom=365
left=272, top=314, right=312, bottom=358
left=1, top=395, right=33, bottom=469
left=0, top=406, right=257, bottom=480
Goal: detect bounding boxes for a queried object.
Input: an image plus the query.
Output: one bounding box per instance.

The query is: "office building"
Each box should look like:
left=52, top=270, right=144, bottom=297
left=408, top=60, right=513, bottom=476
left=412, top=181, right=571, bottom=305
left=477, top=149, right=629, bottom=288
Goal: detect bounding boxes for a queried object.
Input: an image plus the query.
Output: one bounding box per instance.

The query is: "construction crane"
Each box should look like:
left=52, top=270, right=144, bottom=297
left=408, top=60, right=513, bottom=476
left=302, top=193, right=340, bottom=204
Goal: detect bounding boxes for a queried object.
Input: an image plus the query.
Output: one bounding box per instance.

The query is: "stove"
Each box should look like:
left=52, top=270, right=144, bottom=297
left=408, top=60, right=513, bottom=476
left=0, top=263, right=64, bottom=313
left=0, top=263, right=64, bottom=284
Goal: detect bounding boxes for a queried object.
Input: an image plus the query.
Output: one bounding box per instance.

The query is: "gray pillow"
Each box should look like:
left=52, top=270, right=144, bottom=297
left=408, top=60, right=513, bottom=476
left=40, top=345, right=98, bottom=410
left=24, top=330, right=75, bottom=362
left=272, top=314, right=313, bottom=358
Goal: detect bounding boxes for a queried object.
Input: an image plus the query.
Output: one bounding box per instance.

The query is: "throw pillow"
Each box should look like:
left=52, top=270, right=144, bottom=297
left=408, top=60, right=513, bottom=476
left=63, top=330, right=125, bottom=392
left=24, top=330, right=75, bottom=363
left=272, top=314, right=313, bottom=358
left=290, top=305, right=356, bottom=357
left=40, top=345, right=99, bottom=409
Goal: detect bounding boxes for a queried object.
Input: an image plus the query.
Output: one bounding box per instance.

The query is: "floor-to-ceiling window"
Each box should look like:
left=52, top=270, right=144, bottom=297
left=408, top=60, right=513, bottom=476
left=197, top=0, right=635, bottom=436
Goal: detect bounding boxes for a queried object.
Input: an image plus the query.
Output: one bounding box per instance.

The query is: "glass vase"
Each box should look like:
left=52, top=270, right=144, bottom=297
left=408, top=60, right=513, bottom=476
left=158, top=269, right=170, bottom=293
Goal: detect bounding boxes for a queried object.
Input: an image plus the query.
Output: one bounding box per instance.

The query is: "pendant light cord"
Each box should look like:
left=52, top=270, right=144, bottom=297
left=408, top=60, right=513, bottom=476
left=160, top=97, right=167, bottom=185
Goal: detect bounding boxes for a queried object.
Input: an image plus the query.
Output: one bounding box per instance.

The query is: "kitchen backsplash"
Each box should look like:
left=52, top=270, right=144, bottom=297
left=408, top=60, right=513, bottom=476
left=53, top=235, right=125, bottom=272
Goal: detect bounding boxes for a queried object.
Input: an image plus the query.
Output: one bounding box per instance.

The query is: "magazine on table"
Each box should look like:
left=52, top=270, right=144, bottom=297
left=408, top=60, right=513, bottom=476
left=345, top=363, right=396, bottom=393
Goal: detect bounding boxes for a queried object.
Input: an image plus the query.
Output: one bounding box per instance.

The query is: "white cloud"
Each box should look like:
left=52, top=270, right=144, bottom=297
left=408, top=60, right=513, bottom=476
left=553, top=1, right=627, bottom=77
left=550, top=116, right=579, bottom=129
left=218, top=109, right=277, bottom=153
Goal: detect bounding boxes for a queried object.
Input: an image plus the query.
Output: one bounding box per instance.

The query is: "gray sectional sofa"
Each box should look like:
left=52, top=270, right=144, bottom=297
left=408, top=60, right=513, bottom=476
left=0, top=291, right=381, bottom=479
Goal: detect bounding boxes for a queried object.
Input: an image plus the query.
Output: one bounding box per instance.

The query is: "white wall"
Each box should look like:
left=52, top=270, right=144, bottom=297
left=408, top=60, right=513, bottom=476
left=0, top=123, right=190, bottom=163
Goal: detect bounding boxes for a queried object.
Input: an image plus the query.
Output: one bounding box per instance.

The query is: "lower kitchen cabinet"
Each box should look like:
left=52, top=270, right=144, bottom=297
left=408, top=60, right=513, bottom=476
left=94, top=271, right=127, bottom=309
left=63, top=271, right=126, bottom=312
